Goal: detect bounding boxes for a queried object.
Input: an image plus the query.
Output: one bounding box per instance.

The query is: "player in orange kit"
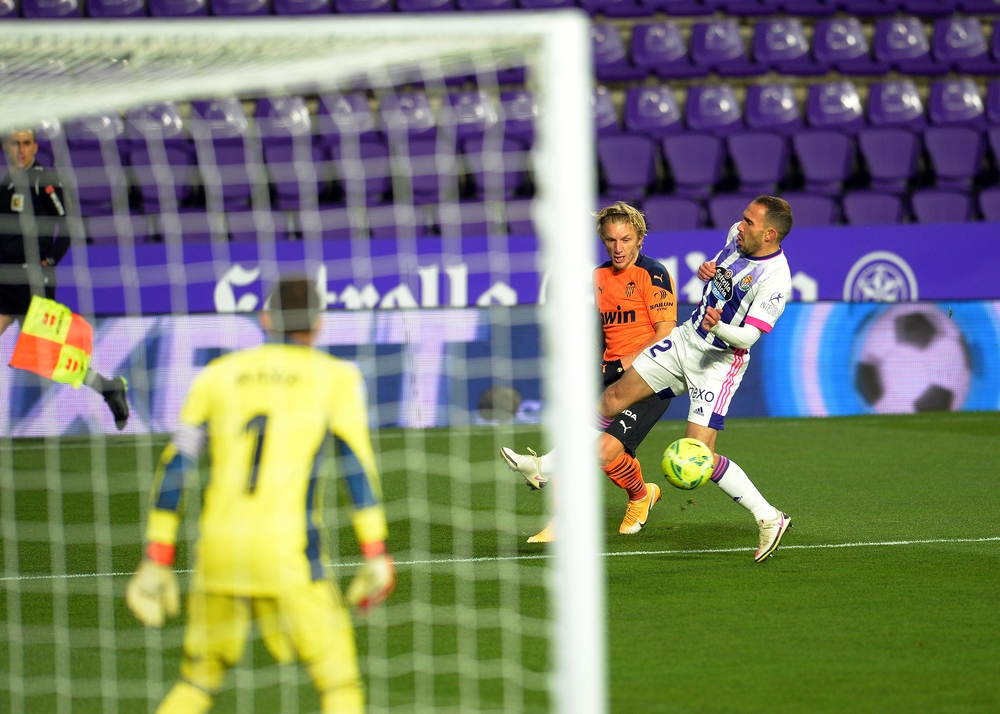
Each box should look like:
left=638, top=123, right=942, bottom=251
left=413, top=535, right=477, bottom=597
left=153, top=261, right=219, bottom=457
left=501, top=202, right=676, bottom=541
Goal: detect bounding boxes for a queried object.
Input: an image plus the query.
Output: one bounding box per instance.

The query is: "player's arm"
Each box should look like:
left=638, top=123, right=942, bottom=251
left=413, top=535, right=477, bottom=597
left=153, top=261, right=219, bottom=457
left=621, top=268, right=678, bottom=370
left=125, top=423, right=205, bottom=628
left=332, top=369, right=395, bottom=614
left=126, top=371, right=211, bottom=628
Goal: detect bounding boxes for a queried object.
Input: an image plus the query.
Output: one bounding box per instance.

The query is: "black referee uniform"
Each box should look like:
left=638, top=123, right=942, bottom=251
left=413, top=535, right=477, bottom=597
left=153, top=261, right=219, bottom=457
left=0, top=160, right=70, bottom=318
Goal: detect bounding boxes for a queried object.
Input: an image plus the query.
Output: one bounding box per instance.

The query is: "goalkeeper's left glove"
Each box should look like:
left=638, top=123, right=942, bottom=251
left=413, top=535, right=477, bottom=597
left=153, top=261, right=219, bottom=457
left=125, top=544, right=180, bottom=628
left=346, top=542, right=396, bottom=616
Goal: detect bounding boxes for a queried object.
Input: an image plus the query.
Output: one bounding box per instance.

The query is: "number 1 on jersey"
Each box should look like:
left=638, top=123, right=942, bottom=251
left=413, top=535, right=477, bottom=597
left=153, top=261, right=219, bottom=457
left=245, top=414, right=268, bottom=494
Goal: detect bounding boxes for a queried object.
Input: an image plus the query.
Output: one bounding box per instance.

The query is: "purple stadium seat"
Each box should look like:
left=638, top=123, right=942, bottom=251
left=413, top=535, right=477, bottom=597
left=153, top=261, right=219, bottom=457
left=780, top=192, right=837, bottom=226
left=458, top=0, right=514, bottom=7
left=22, top=0, right=81, bottom=14
left=380, top=93, right=436, bottom=138
left=597, top=134, right=658, bottom=202
left=792, top=130, right=854, bottom=195
left=330, top=137, right=391, bottom=206
left=226, top=211, right=290, bottom=242
left=642, top=194, right=703, bottom=231
left=462, top=137, right=528, bottom=199
left=84, top=215, right=154, bottom=246
left=727, top=132, right=788, bottom=194
left=923, top=126, right=984, bottom=190
left=518, top=0, right=574, bottom=7
left=690, top=19, right=763, bottom=77
left=397, top=0, right=454, bottom=10
left=685, top=84, right=743, bottom=135
left=274, top=0, right=330, bottom=12
left=989, top=127, right=1000, bottom=166
left=210, top=0, right=268, bottom=13
left=334, top=0, right=390, bottom=11
left=806, top=82, right=864, bottom=134
left=779, top=0, right=835, bottom=14
left=899, top=0, right=956, bottom=14
left=911, top=188, right=971, bottom=223
left=716, top=0, right=777, bottom=15
left=443, top=91, right=499, bottom=142
left=962, top=0, right=1000, bottom=8
left=595, top=86, right=621, bottom=137
left=745, top=84, right=802, bottom=135
left=150, top=0, right=205, bottom=15
left=437, top=201, right=510, bottom=238
left=631, top=23, right=706, bottom=79
left=87, top=0, right=146, bottom=15
left=857, top=128, right=919, bottom=194
left=581, top=0, right=653, bottom=16
left=256, top=97, right=328, bottom=209
left=63, top=113, right=127, bottom=217
left=624, top=87, right=683, bottom=139
left=842, top=191, right=904, bottom=225
left=500, top=91, right=536, bottom=147
left=593, top=24, right=647, bottom=82
left=662, top=134, right=724, bottom=198
left=928, top=79, right=986, bottom=129
left=708, top=193, right=759, bottom=228
left=868, top=81, right=926, bottom=131
left=977, top=186, right=1000, bottom=221
left=840, top=0, right=898, bottom=14
left=932, top=17, right=995, bottom=73
left=316, top=93, right=378, bottom=148
left=752, top=18, right=824, bottom=75
left=368, top=204, right=431, bottom=240
left=813, top=18, right=889, bottom=75
left=125, top=103, right=196, bottom=213
left=640, top=0, right=712, bottom=14
left=987, top=82, right=1000, bottom=126
left=189, top=99, right=253, bottom=210
left=874, top=17, right=948, bottom=75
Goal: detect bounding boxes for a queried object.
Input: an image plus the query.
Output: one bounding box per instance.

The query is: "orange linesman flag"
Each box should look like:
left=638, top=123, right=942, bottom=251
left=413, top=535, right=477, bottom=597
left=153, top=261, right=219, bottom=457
left=10, top=296, right=93, bottom=389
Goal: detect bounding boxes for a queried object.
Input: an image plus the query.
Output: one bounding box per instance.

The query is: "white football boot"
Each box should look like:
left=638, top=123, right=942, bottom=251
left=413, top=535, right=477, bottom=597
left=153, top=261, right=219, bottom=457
left=500, top=447, right=549, bottom=490
left=755, top=511, right=792, bottom=562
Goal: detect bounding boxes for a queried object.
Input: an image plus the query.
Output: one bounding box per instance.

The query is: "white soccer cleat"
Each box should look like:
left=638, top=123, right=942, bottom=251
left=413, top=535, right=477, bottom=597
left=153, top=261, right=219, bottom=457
left=755, top=510, right=792, bottom=562
left=500, top=446, right=549, bottom=490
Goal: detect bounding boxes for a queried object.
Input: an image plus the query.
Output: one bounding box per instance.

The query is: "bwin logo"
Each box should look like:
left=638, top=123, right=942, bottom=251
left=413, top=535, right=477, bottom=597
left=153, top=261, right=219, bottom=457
left=603, top=305, right=636, bottom=325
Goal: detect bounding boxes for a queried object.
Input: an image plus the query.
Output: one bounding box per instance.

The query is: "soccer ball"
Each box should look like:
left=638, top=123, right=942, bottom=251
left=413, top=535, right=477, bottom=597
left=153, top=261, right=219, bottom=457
left=854, top=305, right=971, bottom=414
left=661, top=438, right=715, bottom=490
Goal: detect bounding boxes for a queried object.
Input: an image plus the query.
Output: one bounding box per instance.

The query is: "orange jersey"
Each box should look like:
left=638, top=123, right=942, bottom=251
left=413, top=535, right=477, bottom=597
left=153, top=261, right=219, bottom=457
left=594, top=254, right=677, bottom=363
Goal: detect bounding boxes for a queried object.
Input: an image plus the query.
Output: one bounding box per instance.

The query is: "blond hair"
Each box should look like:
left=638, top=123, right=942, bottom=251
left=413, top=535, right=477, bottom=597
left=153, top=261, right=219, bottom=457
left=595, top=201, right=647, bottom=242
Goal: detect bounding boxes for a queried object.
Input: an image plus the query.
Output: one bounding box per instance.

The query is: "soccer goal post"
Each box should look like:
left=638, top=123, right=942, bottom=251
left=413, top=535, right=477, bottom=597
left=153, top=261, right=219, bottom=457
left=0, top=15, right=603, bottom=714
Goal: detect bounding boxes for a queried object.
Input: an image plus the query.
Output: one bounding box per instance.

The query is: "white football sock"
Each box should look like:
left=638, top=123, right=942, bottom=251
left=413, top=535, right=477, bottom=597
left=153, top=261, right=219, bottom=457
left=539, top=449, right=557, bottom=475
left=713, top=455, right=779, bottom=522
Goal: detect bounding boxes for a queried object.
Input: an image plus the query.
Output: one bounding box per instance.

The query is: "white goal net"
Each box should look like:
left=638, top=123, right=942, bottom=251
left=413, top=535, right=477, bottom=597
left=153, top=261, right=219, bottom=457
left=0, top=15, right=601, bottom=714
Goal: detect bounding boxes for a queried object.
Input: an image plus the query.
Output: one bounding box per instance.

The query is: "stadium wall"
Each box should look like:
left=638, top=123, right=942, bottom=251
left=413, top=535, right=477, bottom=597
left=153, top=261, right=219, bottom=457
left=0, top=300, right=998, bottom=437
left=55, top=221, right=988, bottom=316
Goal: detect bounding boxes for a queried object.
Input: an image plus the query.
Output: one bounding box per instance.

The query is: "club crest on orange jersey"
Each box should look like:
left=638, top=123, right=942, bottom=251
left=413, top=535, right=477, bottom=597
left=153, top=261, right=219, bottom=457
left=625, top=281, right=636, bottom=297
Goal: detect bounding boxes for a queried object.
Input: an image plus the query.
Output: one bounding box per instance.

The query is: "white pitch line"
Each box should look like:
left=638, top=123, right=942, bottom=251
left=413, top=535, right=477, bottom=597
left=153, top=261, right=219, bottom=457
left=1, top=536, right=998, bottom=584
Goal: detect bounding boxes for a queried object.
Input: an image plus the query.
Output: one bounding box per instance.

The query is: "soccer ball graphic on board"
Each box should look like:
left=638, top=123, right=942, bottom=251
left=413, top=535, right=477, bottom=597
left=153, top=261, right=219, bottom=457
left=853, top=304, right=972, bottom=414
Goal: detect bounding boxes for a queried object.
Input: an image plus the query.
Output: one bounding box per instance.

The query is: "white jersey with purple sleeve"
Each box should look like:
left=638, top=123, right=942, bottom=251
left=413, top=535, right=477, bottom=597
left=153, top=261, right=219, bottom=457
left=688, top=222, right=792, bottom=350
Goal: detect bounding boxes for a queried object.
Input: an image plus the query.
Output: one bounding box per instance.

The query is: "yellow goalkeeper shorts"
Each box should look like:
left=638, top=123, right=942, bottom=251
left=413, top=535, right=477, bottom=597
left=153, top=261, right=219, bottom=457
left=180, top=578, right=362, bottom=698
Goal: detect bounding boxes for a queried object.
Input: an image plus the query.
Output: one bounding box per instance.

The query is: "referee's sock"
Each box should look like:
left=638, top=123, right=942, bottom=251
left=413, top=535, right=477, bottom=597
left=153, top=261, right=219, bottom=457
left=82, top=367, right=110, bottom=394
left=711, top=455, right=779, bottom=522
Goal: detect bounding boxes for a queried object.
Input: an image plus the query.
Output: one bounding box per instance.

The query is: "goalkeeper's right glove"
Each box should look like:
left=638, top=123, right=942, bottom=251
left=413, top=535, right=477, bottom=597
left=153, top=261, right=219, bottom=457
left=346, top=542, right=396, bottom=616
left=125, top=544, right=180, bottom=628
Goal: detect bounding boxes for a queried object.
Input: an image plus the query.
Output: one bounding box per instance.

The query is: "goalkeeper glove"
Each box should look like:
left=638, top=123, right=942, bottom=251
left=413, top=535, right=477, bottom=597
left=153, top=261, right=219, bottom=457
left=125, top=545, right=180, bottom=628
left=346, top=542, right=396, bottom=615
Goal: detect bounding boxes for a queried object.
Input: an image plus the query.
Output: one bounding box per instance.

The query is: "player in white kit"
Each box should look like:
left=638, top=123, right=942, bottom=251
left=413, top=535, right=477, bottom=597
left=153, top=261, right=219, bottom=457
left=598, top=196, right=793, bottom=562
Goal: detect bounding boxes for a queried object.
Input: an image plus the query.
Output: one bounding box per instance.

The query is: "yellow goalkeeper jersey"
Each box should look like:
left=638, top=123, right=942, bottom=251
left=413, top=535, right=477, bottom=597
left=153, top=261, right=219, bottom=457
left=145, top=342, right=388, bottom=596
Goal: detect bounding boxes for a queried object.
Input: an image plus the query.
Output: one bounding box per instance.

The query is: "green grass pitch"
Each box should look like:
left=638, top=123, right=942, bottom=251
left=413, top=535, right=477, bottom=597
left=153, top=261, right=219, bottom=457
left=1, top=411, right=999, bottom=712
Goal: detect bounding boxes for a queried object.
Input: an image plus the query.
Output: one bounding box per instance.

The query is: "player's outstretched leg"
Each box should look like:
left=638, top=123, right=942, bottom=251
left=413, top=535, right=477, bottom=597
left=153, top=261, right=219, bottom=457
left=711, top=455, right=791, bottom=561
left=604, top=451, right=661, bottom=534
left=499, top=446, right=550, bottom=490
left=83, top=369, right=130, bottom=429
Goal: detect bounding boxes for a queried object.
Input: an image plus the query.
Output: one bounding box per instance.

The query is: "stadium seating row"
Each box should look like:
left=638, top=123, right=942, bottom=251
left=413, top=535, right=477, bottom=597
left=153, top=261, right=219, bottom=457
left=2, top=0, right=996, bottom=17
left=597, top=16, right=1000, bottom=81
left=617, top=186, right=1000, bottom=231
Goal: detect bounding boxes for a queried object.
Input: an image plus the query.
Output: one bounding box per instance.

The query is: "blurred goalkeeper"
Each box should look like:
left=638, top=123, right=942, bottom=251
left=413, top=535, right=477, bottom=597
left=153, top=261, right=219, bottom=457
left=126, top=276, right=395, bottom=714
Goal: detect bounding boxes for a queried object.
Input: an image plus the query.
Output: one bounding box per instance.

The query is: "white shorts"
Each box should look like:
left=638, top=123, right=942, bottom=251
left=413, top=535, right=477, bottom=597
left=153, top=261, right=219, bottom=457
left=630, top=322, right=749, bottom=431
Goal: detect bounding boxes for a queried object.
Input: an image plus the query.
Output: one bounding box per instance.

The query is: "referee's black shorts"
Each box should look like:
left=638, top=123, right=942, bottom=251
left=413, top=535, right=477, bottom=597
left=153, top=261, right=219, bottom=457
left=601, top=359, right=672, bottom=456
